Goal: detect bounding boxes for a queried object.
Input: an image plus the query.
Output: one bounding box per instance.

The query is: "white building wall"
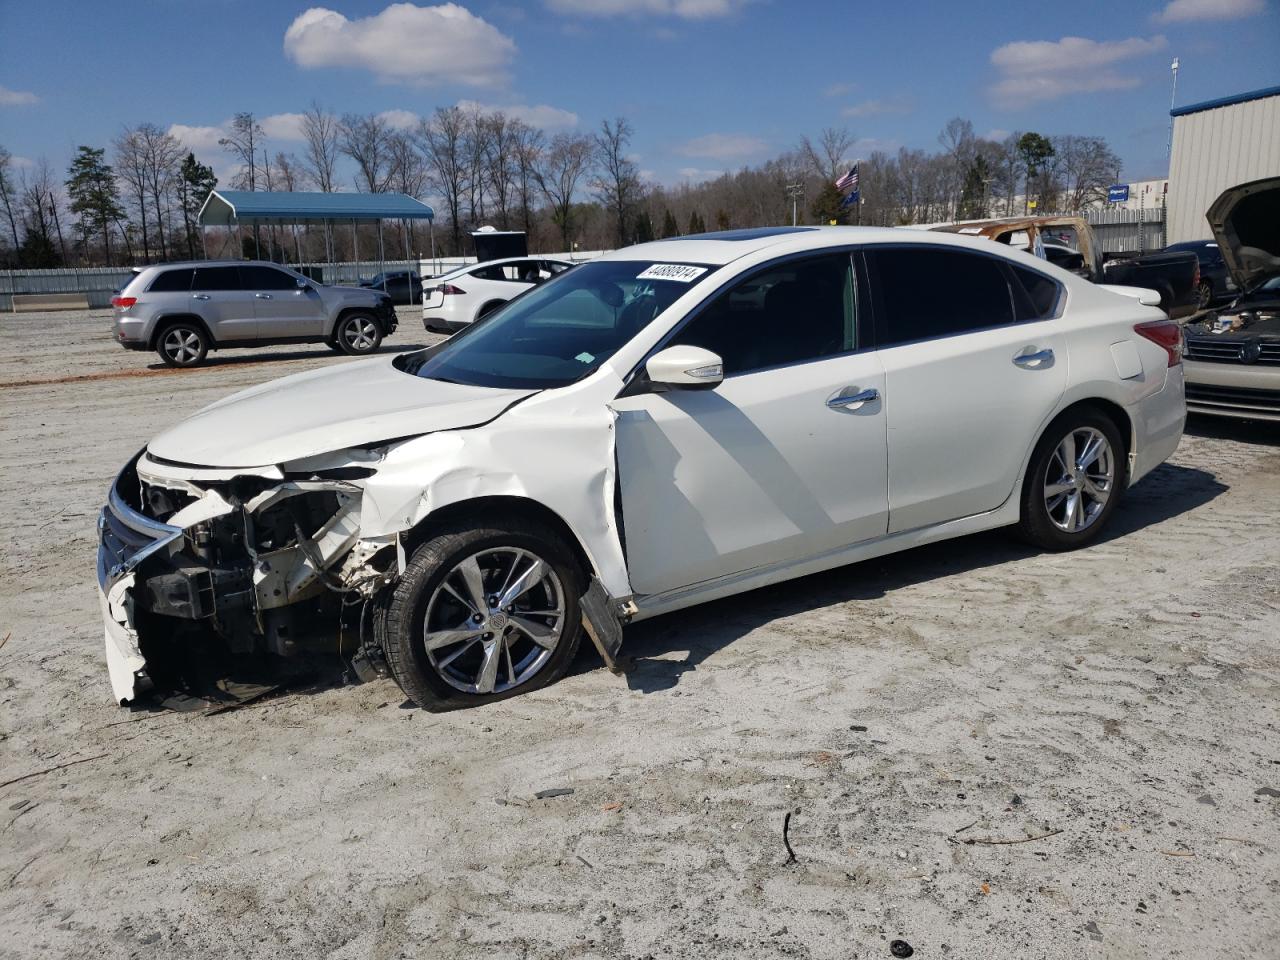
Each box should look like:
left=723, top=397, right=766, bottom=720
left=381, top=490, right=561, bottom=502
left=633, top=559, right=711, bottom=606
left=1167, top=91, right=1280, bottom=244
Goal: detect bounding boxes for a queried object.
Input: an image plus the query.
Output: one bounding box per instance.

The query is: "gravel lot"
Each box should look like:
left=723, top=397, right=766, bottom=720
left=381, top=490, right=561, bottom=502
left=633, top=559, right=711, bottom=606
left=2, top=308, right=1279, bottom=959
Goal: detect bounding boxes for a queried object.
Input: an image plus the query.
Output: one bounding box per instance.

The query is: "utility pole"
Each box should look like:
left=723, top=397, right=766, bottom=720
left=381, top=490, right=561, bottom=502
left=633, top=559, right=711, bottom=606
left=786, top=182, right=804, bottom=226
left=1166, top=57, right=1180, bottom=161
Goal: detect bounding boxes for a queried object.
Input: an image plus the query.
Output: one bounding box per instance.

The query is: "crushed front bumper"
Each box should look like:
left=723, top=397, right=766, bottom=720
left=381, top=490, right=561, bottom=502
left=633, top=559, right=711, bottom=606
left=97, top=455, right=184, bottom=703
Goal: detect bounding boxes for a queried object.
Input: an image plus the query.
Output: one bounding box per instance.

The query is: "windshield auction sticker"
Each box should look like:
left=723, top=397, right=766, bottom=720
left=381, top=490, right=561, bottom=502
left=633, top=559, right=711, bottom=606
left=636, top=264, right=708, bottom=283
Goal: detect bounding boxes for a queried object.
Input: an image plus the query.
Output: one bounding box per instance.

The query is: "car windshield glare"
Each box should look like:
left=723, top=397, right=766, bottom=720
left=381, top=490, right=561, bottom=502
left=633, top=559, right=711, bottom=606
left=398, top=259, right=716, bottom=389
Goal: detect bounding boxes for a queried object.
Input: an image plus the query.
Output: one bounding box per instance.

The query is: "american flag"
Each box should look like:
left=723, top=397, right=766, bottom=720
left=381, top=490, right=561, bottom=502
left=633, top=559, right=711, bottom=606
left=835, top=165, right=859, bottom=193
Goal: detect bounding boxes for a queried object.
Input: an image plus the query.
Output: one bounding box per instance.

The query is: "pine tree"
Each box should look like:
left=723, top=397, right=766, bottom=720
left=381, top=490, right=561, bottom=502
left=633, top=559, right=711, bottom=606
left=176, top=153, right=217, bottom=259
left=715, top=209, right=731, bottom=231
left=65, top=146, right=124, bottom=264
left=687, top=210, right=707, bottom=234
left=660, top=208, right=679, bottom=238
left=810, top=182, right=849, bottom=225
left=633, top=210, right=655, bottom=244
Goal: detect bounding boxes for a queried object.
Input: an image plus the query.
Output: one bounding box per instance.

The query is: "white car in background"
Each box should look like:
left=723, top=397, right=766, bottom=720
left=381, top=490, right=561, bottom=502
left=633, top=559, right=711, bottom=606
left=422, top=256, right=574, bottom=332
left=98, top=226, right=1185, bottom=712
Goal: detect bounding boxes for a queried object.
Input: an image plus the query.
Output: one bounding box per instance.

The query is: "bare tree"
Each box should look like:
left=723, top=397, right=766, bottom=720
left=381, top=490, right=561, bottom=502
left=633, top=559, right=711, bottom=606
left=0, top=144, right=20, bottom=255
left=592, top=117, right=643, bottom=248
left=340, top=113, right=392, bottom=192
left=133, top=124, right=183, bottom=260
left=386, top=130, right=428, bottom=254
left=1054, top=135, right=1121, bottom=211
left=534, top=132, right=594, bottom=251
left=301, top=102, right=341, bottom=192
left=419, top=106, right=471, bottom=253
left=219, top=112, right=264, bottom=190
left=511, top=120, right=544, bottom=241
left=800, top=127, right=855, bottom=182
left=483, top=111, right=518, bottom=229
left=114, top=127, right=152, bottom=261
left=462, top=105, right=492, bottom=226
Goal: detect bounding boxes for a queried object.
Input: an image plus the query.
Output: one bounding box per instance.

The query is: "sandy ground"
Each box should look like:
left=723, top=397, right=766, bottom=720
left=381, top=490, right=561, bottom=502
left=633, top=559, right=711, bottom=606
left=1, top=308, right=1279, bottom=960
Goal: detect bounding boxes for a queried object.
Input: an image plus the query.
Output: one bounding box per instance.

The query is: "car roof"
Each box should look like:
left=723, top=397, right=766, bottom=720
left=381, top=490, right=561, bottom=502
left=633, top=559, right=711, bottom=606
left=438, top=256, right=571, bottom=279
left=599, top=225, right=1031, bottom=267
left=144, top=259, right=297, bottom=271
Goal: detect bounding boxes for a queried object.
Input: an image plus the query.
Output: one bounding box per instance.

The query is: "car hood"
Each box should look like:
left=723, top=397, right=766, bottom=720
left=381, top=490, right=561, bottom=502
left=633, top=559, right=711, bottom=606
left=1207, top=177, right=1280, bottom=292
left=147, top=355, right=536, bottom=468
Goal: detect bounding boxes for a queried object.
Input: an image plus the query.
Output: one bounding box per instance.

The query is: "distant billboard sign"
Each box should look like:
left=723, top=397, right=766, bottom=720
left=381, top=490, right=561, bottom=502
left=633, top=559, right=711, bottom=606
left=1108, top=184, right=1130, bottom=203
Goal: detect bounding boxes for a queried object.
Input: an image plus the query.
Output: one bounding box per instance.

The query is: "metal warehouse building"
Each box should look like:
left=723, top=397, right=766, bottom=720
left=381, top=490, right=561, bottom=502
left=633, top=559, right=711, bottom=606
left=1166, top=84, right=1280, bottom=245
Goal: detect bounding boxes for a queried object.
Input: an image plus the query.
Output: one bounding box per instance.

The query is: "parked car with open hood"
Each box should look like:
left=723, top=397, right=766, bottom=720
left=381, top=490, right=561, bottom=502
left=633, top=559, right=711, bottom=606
left=1181, top=177, right=1280, bottom=421
left=111, top=260, right=398, bottom=367
left=97, top=227, right=1185, bottom=711
left=1165, top=239, right=1236, bottom=308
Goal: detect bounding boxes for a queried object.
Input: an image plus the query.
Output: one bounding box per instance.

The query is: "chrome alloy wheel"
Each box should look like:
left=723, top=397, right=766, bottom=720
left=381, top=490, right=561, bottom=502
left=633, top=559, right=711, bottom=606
left=423, top=548, right=566, bottom=694
left=1043, top=426, right=1115, bottom=533
left=342, top=317, right=379, bottom=351
left=162, top=328, right=202, bottom=364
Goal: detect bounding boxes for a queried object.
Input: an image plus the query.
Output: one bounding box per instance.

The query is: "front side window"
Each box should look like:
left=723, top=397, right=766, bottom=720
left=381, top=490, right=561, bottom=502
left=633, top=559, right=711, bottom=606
left=868, top=247, right=1015, bottom=346
left=191, top=266, right=243, bottom=291
left=667, top=253, right=856, bottom=376
left=398, top=259, right=716, bottom=389
left=240, top=266, right=298, bottom=290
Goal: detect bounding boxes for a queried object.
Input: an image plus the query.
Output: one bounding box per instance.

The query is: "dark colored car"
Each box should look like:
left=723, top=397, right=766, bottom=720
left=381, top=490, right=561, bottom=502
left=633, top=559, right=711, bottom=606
left=360, top=270, right=423, bottom=305
left=1099, top=250, right=1200, bottom=319
left=1181, top=177, right=1280, bottom=421
left=1165, top=239, right=1236, bottom=308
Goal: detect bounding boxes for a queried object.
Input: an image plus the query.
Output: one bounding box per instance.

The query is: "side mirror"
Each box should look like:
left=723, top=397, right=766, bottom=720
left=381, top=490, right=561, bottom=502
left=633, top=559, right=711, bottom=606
left=645, top=345, right=723, bottom=391
left=296, top=276, right=309, bottom=289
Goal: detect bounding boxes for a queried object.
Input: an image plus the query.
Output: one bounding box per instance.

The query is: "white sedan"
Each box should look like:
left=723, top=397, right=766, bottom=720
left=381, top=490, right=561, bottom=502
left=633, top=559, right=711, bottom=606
left=98, top=226, right=1185, bottom=711
left=422, top=256, right=574, bottom=332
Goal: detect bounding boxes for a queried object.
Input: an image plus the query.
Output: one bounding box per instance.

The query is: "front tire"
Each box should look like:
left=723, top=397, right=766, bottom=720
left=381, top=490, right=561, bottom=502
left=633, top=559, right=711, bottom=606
left=1016, top=408, right=1127, bottom=551
left=1196, top=280, right=1213, bottom=309
left=335, top=312, right=383, bottom=355
left=156, top=322, right=209, bottom=368
left=378, top=519, right=585, bottom=711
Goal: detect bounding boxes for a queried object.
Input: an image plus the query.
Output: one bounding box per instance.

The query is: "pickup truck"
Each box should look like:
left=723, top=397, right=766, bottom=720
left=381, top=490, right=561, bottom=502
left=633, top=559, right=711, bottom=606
left=929, top=215, right=1200, bottom=318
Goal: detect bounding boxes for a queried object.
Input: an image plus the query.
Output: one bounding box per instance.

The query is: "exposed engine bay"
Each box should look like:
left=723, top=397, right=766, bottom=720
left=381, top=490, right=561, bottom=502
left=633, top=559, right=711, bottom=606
left=99, top=451, right=398, bottom=705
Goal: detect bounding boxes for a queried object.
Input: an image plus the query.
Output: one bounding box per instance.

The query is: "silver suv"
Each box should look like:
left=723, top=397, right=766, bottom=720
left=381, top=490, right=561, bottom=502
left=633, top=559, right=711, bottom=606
left=111, top=260, right=398, bottom=367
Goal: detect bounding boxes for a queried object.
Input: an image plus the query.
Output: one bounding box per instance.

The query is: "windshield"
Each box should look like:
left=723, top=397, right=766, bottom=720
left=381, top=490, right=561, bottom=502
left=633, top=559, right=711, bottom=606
left=398, top=259, right=716, bottom=389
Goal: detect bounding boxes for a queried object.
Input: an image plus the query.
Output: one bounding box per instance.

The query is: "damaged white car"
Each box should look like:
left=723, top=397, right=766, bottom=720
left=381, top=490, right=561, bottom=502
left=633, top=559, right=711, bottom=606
left=98, top=227, right=1186, bottom=710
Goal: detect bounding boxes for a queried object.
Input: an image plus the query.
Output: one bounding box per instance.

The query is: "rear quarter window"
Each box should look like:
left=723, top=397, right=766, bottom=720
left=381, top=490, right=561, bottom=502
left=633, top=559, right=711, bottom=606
left=1010, top=265, right=1063, bottom=320
left=147, top=268, right=195, bottom=293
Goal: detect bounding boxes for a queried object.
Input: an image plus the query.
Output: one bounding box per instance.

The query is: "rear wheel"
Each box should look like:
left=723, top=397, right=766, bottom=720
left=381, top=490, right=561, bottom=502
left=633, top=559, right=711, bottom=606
left=1017, top=408, right=1127, bottom=551
left=1196, top=280, right=1213, bottom=309
left=378, top=520, right=584, bottom=711
left=477, top=300, right=506, bottom=321
left=335, top=312, right=383, bottom=355
left=156, top=322, right=209, bottom=368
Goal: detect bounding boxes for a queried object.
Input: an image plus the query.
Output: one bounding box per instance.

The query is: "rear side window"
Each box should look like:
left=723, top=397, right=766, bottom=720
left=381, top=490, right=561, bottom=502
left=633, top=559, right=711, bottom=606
left=868, top=247, right=1014, bottom=346
left=240, top=266, right=298, bottom=290
left=148, top=268, right=195, bottom=292
left=191, top=267, right=243, bottom=291
left=470, top=264, right=506, bottom=281
left=1010, top=265, right=1062, bottom=320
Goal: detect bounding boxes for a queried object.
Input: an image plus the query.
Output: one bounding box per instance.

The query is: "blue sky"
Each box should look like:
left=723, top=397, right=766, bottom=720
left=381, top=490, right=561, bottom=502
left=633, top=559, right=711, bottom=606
left=1, top=0, right=1277, bottom=194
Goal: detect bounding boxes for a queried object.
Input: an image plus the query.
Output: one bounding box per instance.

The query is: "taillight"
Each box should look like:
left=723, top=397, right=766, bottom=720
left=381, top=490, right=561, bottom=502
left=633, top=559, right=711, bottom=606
left=111, top=296, right=137, bottom=308
left=1134, top=319, right=1182, bottom=367
left=437, top=284, right=466, bottom=296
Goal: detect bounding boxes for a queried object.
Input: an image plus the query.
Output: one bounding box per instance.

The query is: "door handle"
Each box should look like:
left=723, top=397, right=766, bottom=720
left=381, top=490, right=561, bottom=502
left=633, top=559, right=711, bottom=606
left=192, top=294, right=210, bottom=301
left=1013, top=348, right=1054, bottom=367
left=255, top=293, right=273, bottom=300
left=827, top=387, right=879, bottom=409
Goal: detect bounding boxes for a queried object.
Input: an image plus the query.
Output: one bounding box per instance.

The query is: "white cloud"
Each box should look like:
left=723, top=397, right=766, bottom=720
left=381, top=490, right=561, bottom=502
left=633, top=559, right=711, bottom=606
left=379, top=108, right=421, bottom=130
left=168, top=124, right=228, bottom=157
left=456, top=99, right=579, bottom=129
left=841, top=95, right=913, bottom=118
left=547, top=0, right=748, bottom=18
left=11, top=155, right=34, bottom=168
left=824, top=82, right=854, bottom=98
left=284, top=3, right=517, bottom=87
left=1154, top=0, right=1264, bottom=22
left=984, top=128, right=1011, bottom=142
left=988, top=34, right=1168, bottom=108
left=0, top=86, right=39, bottom=107
left=675, top=132, right=768, bottom=160
left=260, top=112, right=307, bottom=140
